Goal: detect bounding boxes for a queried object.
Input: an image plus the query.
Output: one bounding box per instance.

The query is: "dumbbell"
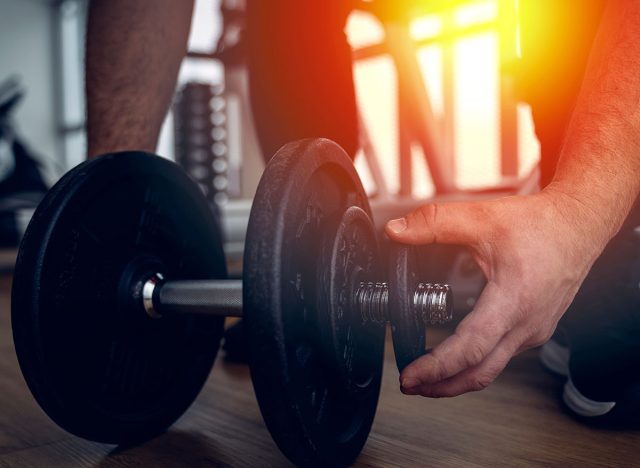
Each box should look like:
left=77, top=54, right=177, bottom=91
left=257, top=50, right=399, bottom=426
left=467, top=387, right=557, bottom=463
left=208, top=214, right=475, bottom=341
left=11, top=138, right=452, bottom=467
left=141, top=263, right=450, bottom=326
left=142, top=271, right=450, bottom=332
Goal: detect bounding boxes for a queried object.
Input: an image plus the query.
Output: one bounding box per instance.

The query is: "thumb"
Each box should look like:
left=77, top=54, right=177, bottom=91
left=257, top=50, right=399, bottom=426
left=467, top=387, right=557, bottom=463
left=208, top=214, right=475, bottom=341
left=385, top=202, right=489, bottom=246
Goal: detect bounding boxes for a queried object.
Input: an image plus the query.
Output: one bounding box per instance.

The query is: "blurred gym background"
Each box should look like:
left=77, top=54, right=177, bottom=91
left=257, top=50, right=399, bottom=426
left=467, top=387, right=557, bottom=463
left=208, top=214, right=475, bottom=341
left=0, top=0, right=540, bottom=308
left=1, top=0, right=540, bottom=186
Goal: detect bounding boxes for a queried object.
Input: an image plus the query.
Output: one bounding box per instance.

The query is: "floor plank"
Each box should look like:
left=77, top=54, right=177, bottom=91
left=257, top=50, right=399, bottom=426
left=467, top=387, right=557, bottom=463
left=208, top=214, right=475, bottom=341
left=0, top=275, right=638, bottom=467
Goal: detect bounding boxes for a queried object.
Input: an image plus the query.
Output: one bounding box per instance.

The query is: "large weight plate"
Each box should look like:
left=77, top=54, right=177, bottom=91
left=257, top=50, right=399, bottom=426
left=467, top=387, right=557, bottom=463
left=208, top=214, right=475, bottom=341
left=244, top=139, right=385, bottom=467
left=12, top=152, right=226, bottom=443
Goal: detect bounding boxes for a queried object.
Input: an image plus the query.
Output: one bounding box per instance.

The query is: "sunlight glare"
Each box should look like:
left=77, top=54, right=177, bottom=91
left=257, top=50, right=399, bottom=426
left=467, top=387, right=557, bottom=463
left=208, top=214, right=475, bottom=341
left=454, top=1, right=497, bottom=27
left=348, top=0, right=538, bottom=196
left=410, top=15, right=442, bottom=41
left=454, top=33, right=500, bottom=188
left=346, top=10, right=385, bottom=49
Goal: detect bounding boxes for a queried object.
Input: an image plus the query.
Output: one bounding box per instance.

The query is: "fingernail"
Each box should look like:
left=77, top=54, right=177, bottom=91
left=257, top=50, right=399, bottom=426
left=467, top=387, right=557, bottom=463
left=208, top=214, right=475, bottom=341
left=388, top=218, right=407, bottom=234
left=401, top=377, right=420, bottom=389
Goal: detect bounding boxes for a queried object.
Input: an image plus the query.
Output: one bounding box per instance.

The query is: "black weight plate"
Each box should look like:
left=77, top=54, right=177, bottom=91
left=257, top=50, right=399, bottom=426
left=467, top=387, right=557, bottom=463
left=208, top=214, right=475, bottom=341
left=244, top=139, right=384, bottom=467
left=12, top=152, right=226, bottom=444
left=320, top=206, right=383, bottom=394
left=388, top=243, right=425, bottom=372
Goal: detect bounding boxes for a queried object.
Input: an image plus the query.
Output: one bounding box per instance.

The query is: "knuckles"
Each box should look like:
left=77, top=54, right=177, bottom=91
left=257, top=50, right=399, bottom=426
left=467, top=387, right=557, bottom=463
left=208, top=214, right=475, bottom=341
left=468, top=374, right=494, bottom=392
left=528, top=328, right=554, bottom=348
left=464, top=341, right=488, bottom=369
left=418, top=353, right=448, bottom=383
left=416, top=204, right=439, bottom=230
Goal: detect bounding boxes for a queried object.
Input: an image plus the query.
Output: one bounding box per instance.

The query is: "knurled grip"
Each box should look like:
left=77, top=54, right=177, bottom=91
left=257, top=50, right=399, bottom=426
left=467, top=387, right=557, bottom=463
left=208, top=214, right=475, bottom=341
left=155, top=279, right=243, bottom=317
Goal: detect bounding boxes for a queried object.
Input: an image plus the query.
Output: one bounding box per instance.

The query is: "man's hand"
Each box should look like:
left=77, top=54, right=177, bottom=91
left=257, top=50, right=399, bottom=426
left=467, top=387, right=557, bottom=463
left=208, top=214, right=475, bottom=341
left=385, top=190, right=607, bottom=397
left=386, top=0, right=640, bottom=398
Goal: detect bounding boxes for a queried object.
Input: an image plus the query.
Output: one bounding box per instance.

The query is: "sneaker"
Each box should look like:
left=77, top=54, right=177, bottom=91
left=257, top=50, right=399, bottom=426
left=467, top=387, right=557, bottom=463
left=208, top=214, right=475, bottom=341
left=540, top=334, right=618, bottom=421
left=562, top=378, right=616, bottom=418
left=540, top=206, right=640, bottom=425
left=540, top=334, right=619, bottom=418
left=539, top=330, right=570, bottom=377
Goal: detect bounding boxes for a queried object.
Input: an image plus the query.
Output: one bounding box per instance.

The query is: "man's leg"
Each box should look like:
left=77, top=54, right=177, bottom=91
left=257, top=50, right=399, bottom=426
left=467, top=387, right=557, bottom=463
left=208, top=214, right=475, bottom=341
left=224, top=1, right=358, bottom=362
left=245, top=0, right=357, bottom=163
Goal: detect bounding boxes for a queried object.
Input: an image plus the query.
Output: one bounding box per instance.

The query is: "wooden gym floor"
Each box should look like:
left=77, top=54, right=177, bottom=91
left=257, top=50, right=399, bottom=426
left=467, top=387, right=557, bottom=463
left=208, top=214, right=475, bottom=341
left=0, top=273, right=638, bottom=467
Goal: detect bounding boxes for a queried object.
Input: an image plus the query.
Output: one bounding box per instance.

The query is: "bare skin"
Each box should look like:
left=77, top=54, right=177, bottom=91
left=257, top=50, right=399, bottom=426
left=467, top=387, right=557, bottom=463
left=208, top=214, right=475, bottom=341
left=86, top=0, right=640, bottom=398
left=387, top=0, right=640, bottom=397
left=86, top=0, right=194, bottom=157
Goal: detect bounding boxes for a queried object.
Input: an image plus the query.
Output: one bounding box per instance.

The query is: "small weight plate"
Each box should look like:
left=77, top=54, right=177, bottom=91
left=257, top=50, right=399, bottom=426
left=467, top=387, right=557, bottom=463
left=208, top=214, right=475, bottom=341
left=12, top=152, right=226, bottom=443
left=388, top=243, right=425, bottom=371
left=244, top=139, right=384, bottom=467
left=320, top=205, right=383, bottom=395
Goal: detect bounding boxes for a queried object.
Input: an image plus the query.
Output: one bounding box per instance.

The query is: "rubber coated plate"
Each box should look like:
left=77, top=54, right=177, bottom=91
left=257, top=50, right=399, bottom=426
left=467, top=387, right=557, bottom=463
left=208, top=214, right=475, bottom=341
left=12, top=152, right=226, bottom=443
left=388, top=243, right=425, bottom=371
left=320, top=206, right=383, bottom=395
left=244, top=139, right=384, bottom=467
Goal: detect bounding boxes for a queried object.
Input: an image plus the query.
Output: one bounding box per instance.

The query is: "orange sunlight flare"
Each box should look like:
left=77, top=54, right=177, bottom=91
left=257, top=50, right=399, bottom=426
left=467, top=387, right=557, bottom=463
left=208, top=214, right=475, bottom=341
left=349, top=0, right=538, bottom=196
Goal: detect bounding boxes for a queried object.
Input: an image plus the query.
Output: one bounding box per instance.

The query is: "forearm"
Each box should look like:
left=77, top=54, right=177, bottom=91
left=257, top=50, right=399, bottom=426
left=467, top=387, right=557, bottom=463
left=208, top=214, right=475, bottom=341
left=86, top=0, right=194, bottom=157
left=386, top=1, right=640, bottom=399
left=545, top=0, right=640, bottom=248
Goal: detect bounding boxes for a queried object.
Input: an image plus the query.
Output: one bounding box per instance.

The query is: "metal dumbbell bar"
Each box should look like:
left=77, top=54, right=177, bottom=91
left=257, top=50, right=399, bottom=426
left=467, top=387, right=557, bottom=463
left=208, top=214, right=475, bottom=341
left=142, top=275, right=451, bottom=324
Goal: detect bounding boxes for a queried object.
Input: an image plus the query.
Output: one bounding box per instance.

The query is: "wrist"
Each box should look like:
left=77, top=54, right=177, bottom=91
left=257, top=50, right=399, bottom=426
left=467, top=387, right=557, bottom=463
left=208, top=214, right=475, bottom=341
left=537, top=184, right=614, bottom=257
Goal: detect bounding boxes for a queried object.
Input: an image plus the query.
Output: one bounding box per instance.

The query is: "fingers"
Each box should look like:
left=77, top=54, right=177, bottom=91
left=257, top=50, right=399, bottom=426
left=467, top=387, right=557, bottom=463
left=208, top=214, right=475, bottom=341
left=399, top=281, right=520, bottom=390
left=402, top=330, right=523, bottom=397
left=385, top=201, right=492, bottom=246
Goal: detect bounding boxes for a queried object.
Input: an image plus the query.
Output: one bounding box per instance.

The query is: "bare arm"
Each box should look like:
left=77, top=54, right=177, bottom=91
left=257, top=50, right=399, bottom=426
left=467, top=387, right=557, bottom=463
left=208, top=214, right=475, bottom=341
left=386, top=0, right=640, bottom=397
left=86, top=0, right=194, bottom=157
left=547, top=0, right=640, bottom=245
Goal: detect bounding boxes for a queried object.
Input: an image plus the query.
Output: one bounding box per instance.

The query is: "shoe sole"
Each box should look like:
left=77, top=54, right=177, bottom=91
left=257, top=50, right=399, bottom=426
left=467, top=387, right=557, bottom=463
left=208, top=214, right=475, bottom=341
left=539, top=339, right=570, bottom=377
left=563, top=378, right=616, bottom=418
